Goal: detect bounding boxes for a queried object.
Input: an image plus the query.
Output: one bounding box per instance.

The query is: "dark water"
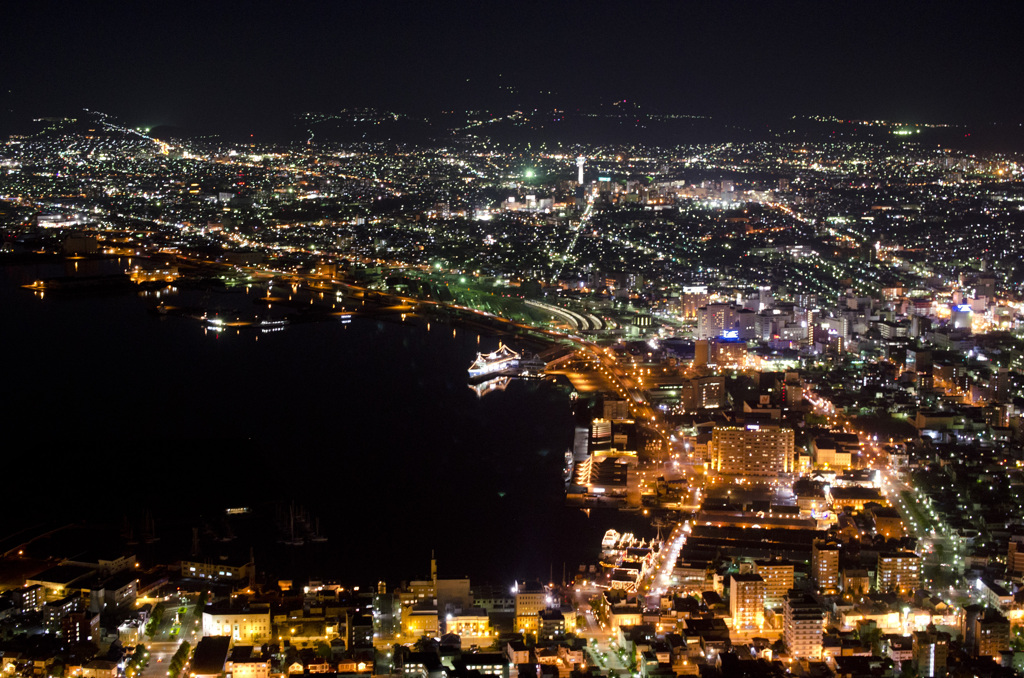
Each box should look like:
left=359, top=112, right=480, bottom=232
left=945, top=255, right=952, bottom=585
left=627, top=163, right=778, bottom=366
left=1, top=259, right=652, bottom=588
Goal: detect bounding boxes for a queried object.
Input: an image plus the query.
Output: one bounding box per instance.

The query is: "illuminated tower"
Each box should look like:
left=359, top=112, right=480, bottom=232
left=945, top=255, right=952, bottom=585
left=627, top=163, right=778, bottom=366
left=576, top=156, right=585, bottom=184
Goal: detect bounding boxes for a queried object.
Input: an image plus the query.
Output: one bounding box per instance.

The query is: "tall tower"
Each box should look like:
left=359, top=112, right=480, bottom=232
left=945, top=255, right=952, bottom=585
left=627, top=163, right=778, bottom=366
left=576, top=156, right=585, bottom=185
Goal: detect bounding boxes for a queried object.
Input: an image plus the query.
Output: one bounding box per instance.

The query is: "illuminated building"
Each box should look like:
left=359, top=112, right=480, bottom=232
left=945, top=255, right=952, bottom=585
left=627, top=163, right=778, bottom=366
left=729, top=573, right=764, bottom=629
left=89, top=572, right=139, bottom=612
left=828, top=486, right=888, bottom=511
left=11, top=585, right=44, bottom=612
left=753, top=557, right=794, bottom=609
left=225, top=647, right=271, bottom=678
left=402, top=603, right=439, bottom=638
left=867, top=506, right=905, bottom=540
left=606, top=603, right=642, bottom=632
left=446, top=608, right=492, bottom=641
left=459, top=654, right=510, bottom=678
left=950, top=304, right=972, bottom=329
left=971, top=609, right=1010, bottom=660
left=811, top=541, right=839, bottom=594
left=26, top=565, right=95, bottom=600
left=841, top=568, right=870, bottom=596
left=61, top=610, right=99, bottom=643
left=513, top=581, right=549, bottom=635
left=603, top=399, right=630, bottom=420
left=373, top=582, right=401, bottom=640
left=783, top=593, right=824, bottom=660
left=538, top=608, right=565, bottom=641
left=679, top=376, right=725, bottom=410
left=876, top=552, right=920, bottom=595
left=709, top=423, right=794, bottom=478
left=397, top=557, right=472, bottom=622
left=591, top=418, right=613, bottom=452
left=1007, top=535, right=1024, bottom=579
left=991, top=366, right=1009, bottom=402
left=812, top=437, right=851, bottom=470
left=43, top=595, right=82, bottom=632
left=679, top=286, right=709, bottom=319
left=696, top=303, right=738, bottom=340
left=181, top=556, right=253, bottom=583
left=737, top=308, right=758, bottom=339
left=713, top=336, right=746, bottom=367
left=782, top=372, right=804, bottom=410
left=64, top=554, right=136, bottom=578
left=80, top=660, right=118, bottom=678
left=202, top=605, right=273, bottom=643
left=912, top=630, right=949, bottom=678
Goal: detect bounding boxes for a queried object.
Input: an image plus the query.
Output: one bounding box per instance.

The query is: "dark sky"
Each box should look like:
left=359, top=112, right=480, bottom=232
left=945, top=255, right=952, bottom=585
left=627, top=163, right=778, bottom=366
left=3, top=1, right=1023, bottom=133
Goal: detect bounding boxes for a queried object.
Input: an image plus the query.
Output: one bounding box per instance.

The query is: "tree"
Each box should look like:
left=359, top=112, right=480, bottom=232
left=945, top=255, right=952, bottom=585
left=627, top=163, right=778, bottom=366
left=144, top=606, right=164, bottom=637
left=412, top=635, right=436, bottom=653
left=898, top=664, right=919, bottom=678
left=167, top=641, right=191, bottom=678
left=315, top=641, right=333, bottom=660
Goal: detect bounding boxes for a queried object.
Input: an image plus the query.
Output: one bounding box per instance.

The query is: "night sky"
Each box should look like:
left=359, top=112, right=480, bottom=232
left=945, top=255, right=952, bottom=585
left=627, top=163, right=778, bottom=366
left=4, top=1, right=1023, bottom=134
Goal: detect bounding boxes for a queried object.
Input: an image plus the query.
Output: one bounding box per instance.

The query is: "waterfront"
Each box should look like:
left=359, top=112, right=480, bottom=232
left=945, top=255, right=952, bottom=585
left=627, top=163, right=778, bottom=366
left=1, top=258, right=652, bottom=588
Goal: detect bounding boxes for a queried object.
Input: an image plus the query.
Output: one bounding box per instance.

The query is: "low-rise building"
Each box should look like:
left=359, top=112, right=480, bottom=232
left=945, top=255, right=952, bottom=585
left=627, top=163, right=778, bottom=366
left=202, top=603, right=272, bottom=644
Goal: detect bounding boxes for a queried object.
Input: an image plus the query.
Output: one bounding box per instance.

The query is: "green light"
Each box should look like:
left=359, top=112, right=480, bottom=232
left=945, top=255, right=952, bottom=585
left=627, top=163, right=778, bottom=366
left=524, top=169, right=535, bottom=178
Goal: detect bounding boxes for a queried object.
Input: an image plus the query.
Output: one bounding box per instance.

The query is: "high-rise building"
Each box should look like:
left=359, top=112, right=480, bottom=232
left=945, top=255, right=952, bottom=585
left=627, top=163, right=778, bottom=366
left=709, top=424, right=794, bottom=478
left=913, top=630, right=949, bottom=677
left=679, top=375, right=726, bottom=411
left=696, top=303, right=738, bottom=340
left=753, top=557, right=794, bottom=609
left=514, top=581, right=549, bottom=637
left=783, top=592, right=824, bottom=660
left=811, top=541, right=839, bottom=594
left=679, top=286, right=709, bottom=319
left=951, top=304, right=972, bottom=329
left=972, top=609, right=1010, bottom=660
left=729, top=573, right=764, bottom=630
left=992, top=367, right=1009, bottom=402
left=373, top=582, right=401, bottom=640
left=1008, top=535, right=1024, bottom=578
left=876, top=551, right=920, bottom=595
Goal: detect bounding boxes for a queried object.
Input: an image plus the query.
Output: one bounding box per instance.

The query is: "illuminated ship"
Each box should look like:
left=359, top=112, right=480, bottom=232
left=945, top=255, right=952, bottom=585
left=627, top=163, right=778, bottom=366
left=467, top=343, right=521, bottom=380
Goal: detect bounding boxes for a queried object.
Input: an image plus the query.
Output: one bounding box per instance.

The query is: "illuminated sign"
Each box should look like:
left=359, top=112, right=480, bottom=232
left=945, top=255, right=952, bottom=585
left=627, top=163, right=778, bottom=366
left=954, top=304, right=971, bottom=312
left=720, top=330, right=739, bottom=340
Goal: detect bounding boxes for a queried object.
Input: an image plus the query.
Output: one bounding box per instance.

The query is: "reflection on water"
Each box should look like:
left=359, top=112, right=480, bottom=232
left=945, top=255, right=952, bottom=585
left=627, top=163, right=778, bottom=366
left=2, top=259, right=652, bottom=585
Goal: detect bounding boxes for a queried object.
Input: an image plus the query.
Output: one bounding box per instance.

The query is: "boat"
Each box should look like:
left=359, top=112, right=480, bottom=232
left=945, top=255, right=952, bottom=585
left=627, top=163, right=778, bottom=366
left=259, top=318, right=289, bottom=333
left=468, top=342, right=521, bottom=380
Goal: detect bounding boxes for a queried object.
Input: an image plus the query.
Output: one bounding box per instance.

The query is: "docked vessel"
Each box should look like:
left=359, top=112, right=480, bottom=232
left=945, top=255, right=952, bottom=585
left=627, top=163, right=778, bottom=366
left=467, top=343, right=521, bottom=380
